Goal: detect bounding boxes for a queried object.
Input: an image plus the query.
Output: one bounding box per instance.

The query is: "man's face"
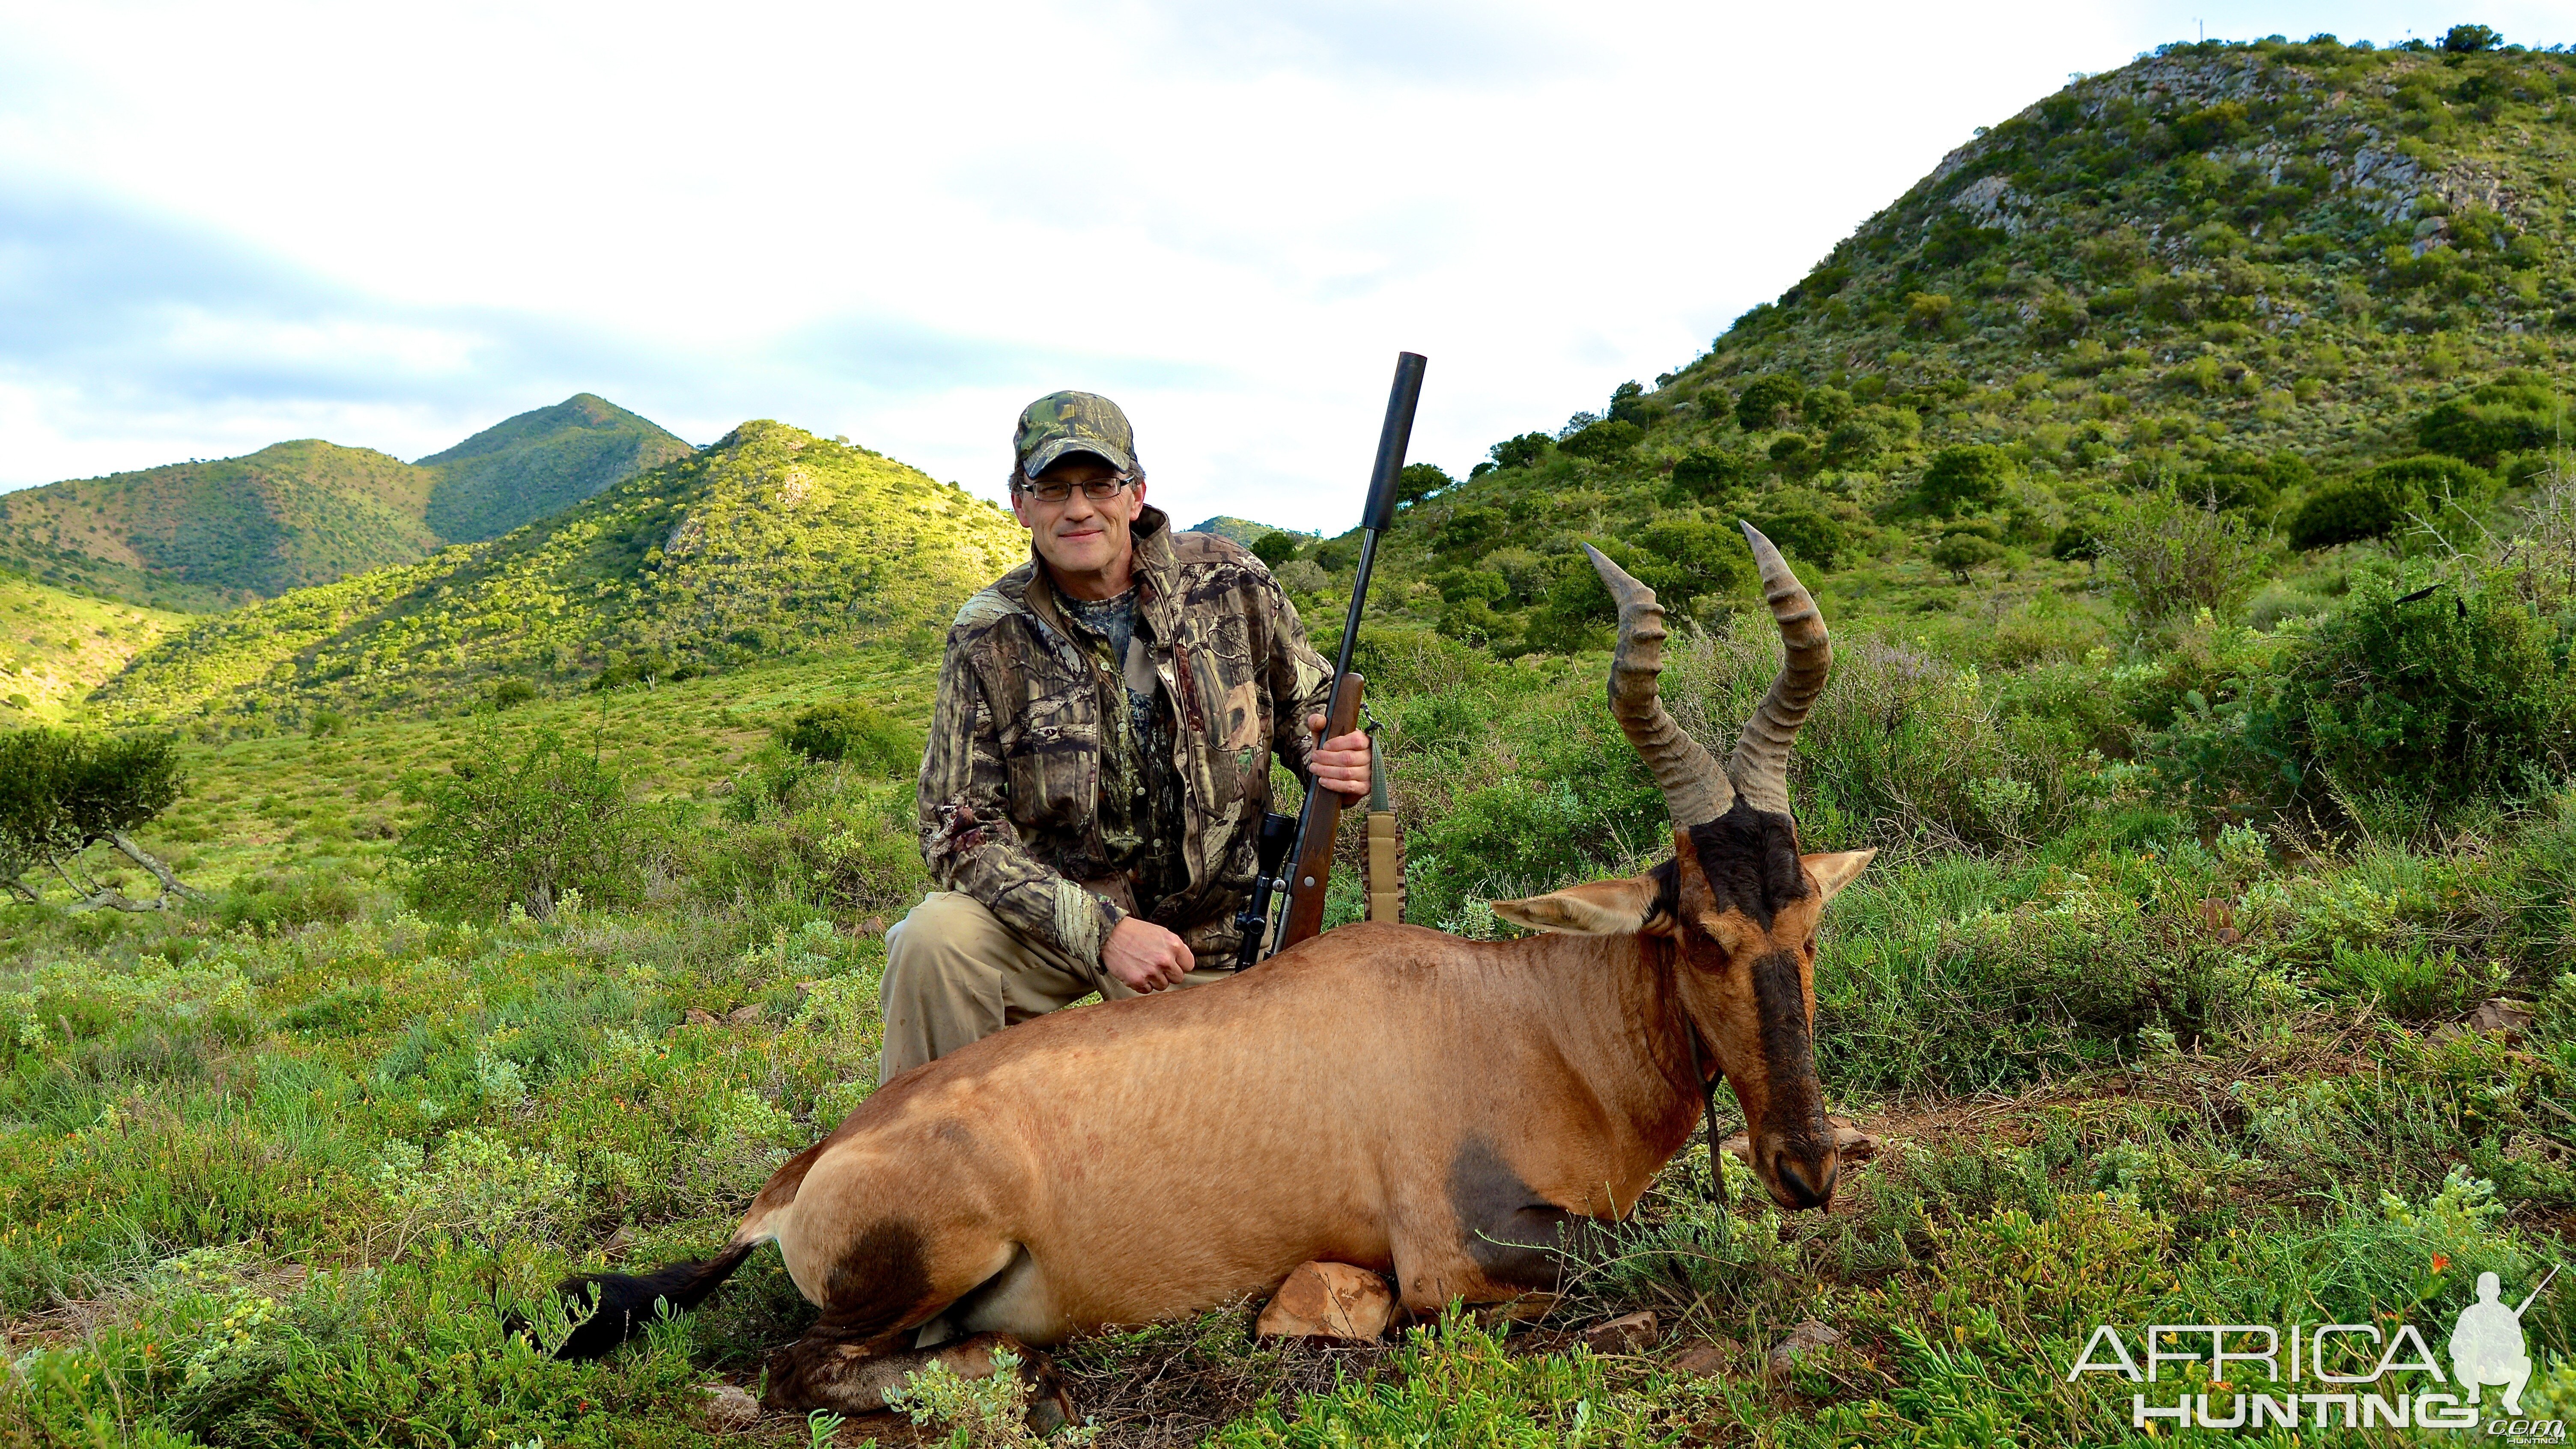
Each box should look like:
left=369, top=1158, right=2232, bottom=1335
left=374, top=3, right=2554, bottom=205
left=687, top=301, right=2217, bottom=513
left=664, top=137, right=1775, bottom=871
left=1011, top=456, right=1147, bottom=581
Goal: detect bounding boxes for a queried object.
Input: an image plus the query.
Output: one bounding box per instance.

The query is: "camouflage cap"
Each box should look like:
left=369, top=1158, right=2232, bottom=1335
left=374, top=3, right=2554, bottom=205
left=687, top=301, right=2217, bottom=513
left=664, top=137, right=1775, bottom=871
left=1014, top=391, right=1138, bottom=479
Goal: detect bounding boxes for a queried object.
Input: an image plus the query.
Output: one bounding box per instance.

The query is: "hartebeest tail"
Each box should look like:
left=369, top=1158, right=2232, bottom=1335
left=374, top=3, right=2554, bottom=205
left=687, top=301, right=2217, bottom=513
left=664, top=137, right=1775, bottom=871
left=548, top=523, right=1872, bottom=1421
left=551, top=1241, right=757, bottom=1359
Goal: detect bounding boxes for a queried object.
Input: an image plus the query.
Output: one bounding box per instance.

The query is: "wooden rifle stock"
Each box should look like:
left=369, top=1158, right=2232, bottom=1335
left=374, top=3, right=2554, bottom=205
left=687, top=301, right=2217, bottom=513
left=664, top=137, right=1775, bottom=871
left=1276, top=673, right=1363, bottom=951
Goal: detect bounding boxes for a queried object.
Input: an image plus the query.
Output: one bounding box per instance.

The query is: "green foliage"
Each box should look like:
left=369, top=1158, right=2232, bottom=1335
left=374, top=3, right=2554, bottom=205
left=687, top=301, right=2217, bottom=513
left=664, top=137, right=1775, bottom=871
left=1747, top=492, right=1850, bottom=569
left=2098, top=491, right=2261, bottom=626
left=1929, top=529, right=2004, bottom=583
left=1667, top=447, right=1748, bottom=500
left=1249, top=531, right=1303, bottom=570
left=1918, top=444, right=2015, bottom=516
left=2418, top=373, right=2568, bottom=466
left=1487, top=432, right=1552, bottom=471
left=396, top=729, right=674, bottom=920
left=1558, top=419, right=1643, bottom=462
left=1734, top=373, right=1806, bottom=430
left=884, top=1345, right=1094, bottom=1447
left=1393, top=462, right=1453, bottom=509
left=780, top=699, right=924, bottom=776
left=0, top=727, right=188, bottom=891
left=2290, top=456, right=2496, bottom=550
left=419, top=393, right=695, bottom=544
left=2277, top=567, right=2573, bottom=825
left=2444, top=22, right=2500, bottom=52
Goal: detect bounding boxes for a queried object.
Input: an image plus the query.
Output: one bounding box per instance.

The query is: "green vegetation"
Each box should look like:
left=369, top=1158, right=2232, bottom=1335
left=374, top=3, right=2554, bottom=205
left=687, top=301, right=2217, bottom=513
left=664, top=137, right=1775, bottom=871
left=0, top=571, right=183, bottom=724
left=14, top=29, right=2576, bottom=1448
left=419, top=393, right=695, bottom=544
left=0, top=396, right=691, bottom=611
left=95, top=422, right=1024, bottom=728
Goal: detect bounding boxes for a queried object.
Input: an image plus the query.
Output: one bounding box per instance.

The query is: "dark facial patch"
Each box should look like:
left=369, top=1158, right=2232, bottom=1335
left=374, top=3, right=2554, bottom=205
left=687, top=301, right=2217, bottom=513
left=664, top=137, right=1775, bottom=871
left=1681, top=800, right=1809, bottom=928
left=817, top=1219, right=937, bottom=1343
left=1750, top=949, right=1820, bottom=1122
left=1447, top=1136, right=1603, bottom=1291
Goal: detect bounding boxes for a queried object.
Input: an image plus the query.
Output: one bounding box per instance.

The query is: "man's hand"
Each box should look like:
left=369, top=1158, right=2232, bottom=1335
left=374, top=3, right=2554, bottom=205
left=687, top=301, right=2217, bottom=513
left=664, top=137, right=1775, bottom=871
left=1103, top=915, right=1195, bottom=993
left=1307, top=713, right=1372, bottom=799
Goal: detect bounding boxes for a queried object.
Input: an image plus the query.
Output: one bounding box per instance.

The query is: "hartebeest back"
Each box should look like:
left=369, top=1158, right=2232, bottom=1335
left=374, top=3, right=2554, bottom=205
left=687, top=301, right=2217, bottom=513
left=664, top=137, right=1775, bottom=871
left=546, top=523, right=1872, bottom=1416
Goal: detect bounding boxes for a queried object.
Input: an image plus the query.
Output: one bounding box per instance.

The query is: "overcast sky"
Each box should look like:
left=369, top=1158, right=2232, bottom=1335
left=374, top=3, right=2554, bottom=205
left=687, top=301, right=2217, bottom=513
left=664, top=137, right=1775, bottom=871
left=1, top=1, right=2566, bottom=531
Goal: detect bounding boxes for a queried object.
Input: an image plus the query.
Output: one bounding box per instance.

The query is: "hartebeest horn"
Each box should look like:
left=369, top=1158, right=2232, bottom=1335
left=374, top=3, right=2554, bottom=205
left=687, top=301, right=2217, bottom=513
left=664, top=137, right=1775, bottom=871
left=1727, top=521, right=1830, bottom=817
left=1582, top=543, right=1735, bottom=830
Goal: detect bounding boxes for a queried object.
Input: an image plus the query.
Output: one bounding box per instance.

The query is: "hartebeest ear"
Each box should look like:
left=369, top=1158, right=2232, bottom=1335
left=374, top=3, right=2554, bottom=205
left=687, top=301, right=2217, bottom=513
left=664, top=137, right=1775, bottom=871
left=1802, top=849, right=1876, bottom=906
left=1492, top=875, right=1673, bottom=936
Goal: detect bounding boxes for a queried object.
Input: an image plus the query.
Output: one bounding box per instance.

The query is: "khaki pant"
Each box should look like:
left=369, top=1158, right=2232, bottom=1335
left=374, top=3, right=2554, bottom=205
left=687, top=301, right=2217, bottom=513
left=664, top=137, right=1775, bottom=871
left=876, top=891, right=1234, bottom=1083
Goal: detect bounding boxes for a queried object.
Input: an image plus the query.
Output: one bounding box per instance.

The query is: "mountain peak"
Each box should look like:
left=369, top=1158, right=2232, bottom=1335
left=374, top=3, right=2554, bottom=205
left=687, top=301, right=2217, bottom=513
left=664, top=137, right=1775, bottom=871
left=418, top=394, right=696, bottom=543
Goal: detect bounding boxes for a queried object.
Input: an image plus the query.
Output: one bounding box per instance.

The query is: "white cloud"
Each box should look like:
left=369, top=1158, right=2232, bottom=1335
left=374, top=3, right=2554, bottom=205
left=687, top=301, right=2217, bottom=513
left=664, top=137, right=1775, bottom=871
left=1, top=0, right=2569, bottom=527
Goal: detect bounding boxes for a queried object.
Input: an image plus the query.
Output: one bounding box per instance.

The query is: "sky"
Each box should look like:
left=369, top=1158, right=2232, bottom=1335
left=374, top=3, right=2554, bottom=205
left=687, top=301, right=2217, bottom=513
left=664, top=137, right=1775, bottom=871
left=1, top=1, right=2568, bottom=533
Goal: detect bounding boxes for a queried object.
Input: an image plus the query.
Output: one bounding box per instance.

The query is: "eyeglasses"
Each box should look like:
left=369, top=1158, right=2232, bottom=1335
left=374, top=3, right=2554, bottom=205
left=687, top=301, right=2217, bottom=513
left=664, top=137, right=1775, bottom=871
left=1017, top=473, right=1137, bottom=504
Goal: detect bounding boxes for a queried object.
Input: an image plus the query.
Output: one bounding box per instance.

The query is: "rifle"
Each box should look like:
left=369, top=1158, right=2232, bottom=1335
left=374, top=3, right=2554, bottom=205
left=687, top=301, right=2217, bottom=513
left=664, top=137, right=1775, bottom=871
left=1268, top=350, right=1427, bottom=956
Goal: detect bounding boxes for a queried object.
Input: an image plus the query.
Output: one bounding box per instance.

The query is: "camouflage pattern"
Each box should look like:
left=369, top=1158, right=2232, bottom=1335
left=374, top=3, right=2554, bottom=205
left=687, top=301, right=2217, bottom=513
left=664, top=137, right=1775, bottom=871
left=1014, top=391, right=1139, bottom=479
left=920, top=505, right=1333, bottom=969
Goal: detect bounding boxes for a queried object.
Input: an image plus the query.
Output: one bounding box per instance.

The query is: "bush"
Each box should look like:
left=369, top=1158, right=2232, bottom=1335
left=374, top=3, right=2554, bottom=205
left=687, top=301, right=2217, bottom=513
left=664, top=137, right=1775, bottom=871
left=1669, top=447, right=1749, bottom=499
left=1249, top=531, right=1303, bottom=569
left=1929, top=529, right=2004, bottom=583
left=1918, top=444, right=2015, bottom=516
left=1749, top=492, right=1850, bottom=569
left=780, top=700, right=925, bottom=776
left=692, top=756, right=929, bottom=922
left=1735, top=374, right=1806, bottom=431
left=2418, top=376, right=2564, bottom=467
left=490, top=680, right=538, bottom=710
left=2290, top=457, right=2495, bottom=551
left=2279, top=567, right=2572, bottom=825
left=1558, top=419, right=1643, bottom=461
left=396, top=730, right=675, bottom=920
left=2099, top=491, right=2262, bottom=627
left=1393, top=462, right=1452, bottom=509
left=1487, top=432, right=1552, bottom=471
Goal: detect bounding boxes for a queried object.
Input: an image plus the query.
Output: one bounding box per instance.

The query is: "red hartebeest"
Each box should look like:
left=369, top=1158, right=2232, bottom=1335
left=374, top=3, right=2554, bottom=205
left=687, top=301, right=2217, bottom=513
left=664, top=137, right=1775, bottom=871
left=547, top=525, right=1872, bottom=1414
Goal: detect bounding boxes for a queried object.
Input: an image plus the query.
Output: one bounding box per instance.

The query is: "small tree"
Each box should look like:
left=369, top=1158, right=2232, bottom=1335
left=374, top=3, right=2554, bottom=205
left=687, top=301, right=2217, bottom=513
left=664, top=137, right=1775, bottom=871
left=1918, top=445, right=2015, bottom=516
left=1393, top=463, right=1452, bottom=509
left=1249, top=531, right=1304, bottom=570
left=1735, top=375, right=1806, bottom=431
left=2442, top=23, right=2499, bottom=52
left=0, top=727, right=198, bottom=909
left=1929, top=529, right=2005, bottom=584
left=782, top=700, right=926, bottom=777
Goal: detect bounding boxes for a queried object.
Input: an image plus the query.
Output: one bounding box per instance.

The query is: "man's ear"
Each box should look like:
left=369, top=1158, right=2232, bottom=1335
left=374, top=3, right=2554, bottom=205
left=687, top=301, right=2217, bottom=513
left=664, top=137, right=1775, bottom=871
left=1492, top=875, right=1673, bottom=936
left=1802, top=848, right=1876, bottom=906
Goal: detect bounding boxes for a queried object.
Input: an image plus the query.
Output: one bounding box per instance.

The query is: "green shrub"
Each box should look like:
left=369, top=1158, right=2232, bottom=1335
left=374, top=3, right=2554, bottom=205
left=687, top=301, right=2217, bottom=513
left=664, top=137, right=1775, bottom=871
left=1668, top=447, right=1748, bottom=499
left=489, top=680, right=537, bottom=710
left=1486, top=432, right=1551, bottom=471
left=1249, top=531, right=1303, bottom=569
left=1392, top=462, right=1452, bottom=509
left=396, top=730, right=675, bottom=920
left=1929, top=529, right=2004, bottom=582
left=1557, top=419, right=1642, bottom=461
left=2290, top=471, right=2418, bottom=549
left=2419, top=376, right=2564, bottom=466
left=1748, top=492, right=1850, bottom=569
left=780, top=700, right=924, bottom=776
left=1918, top=444, right=2015, bottom=516
left=1735, top=374, right=1806, bottom=430
left=2099, top=490, right=2262, bottom=627
left=2279, top=567, right=2572, bottom=824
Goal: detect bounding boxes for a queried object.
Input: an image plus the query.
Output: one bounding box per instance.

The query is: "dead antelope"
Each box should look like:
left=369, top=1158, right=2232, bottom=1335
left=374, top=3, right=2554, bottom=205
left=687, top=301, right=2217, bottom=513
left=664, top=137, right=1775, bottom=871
left=547, top=525, right=1872, bottom=1415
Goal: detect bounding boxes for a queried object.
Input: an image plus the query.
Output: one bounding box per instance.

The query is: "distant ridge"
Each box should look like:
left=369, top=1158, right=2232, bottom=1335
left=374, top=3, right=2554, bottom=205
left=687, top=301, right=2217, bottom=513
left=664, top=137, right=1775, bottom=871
left=1186, top=515, right=1306, bottom=546
left=0, top=394, right=693, bottom=611
left=98, top=421, right=1025, bottom=723
left=420, top=393, right=695, bottom=542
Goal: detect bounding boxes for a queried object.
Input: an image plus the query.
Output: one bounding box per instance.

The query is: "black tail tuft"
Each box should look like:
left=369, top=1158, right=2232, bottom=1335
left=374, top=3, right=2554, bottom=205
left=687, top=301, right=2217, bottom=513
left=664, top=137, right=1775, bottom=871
left=531, top=1241, right=757, bottom=1360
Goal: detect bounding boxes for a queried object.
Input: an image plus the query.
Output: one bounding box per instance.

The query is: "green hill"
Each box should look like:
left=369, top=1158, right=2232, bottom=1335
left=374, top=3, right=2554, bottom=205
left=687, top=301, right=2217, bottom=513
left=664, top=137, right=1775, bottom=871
left=420, top=393, right=695, bottom=542
left=0, top=570, right=186, bottom=724
left=1313, top=34, right=2576, bottom=655
left=1186, top=515, right=1304, bottom=546
left=0, top=440, right=442, bottom=611
left=94, top=421, right=1026, bottom=725
left=0, top=395, right=690, bottom=612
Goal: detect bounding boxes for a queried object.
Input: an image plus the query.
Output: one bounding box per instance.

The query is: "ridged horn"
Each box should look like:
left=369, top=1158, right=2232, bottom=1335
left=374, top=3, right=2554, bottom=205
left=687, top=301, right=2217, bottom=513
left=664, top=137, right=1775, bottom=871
left=1582, top=543, right=1735, bottom=830
left=1728, top=521, right=1831, bottom=817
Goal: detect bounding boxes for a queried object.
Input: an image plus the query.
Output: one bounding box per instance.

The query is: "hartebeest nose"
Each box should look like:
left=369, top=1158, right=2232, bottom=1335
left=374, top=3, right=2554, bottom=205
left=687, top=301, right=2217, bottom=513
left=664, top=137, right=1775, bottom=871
left=1771, top=1154, right=1839, bottom=1210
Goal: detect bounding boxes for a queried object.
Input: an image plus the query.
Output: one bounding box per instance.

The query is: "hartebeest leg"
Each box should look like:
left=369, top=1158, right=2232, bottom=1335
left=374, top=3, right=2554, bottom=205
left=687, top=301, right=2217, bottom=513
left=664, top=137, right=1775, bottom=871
left=762, top=1330, right=1073, bottom=1426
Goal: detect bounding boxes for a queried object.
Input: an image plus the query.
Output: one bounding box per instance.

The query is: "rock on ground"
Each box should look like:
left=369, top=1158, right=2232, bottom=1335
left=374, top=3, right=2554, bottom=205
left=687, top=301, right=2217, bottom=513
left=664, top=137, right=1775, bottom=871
left=1255, top=1261, right=1393, bottom=1341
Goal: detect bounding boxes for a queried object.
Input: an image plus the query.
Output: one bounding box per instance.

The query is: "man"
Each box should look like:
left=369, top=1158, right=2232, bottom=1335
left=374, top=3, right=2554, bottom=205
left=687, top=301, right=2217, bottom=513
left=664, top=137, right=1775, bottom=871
left=877, top=390, right=1371, bottom=1082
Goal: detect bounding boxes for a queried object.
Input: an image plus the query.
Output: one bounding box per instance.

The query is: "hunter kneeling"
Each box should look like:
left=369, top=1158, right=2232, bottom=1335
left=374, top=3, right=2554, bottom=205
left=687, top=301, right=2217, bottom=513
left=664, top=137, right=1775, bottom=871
left=877, top=390, right=1371, bottom=1081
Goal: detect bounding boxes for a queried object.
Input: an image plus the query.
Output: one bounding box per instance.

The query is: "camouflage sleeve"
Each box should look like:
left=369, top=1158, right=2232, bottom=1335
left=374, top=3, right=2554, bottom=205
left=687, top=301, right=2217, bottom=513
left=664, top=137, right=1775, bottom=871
left=917, top=636, right=1125, bottom=966
left=1255, top=567, right=1334, bottom=784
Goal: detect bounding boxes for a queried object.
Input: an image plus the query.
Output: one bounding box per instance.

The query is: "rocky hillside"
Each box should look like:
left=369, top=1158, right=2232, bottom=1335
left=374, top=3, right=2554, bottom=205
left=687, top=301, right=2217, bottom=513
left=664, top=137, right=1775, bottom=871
left=94, top=422, right=1025, bottom=725
left=0, top=395, right=690, bottom=611
left=1291, top=32, right=2576, bottom=658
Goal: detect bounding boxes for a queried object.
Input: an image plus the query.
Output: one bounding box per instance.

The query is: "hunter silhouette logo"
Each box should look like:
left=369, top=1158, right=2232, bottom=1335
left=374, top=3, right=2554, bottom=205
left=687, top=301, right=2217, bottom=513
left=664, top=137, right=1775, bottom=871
left=2070, top=1264, right=2566, bottom=1435
left=2452, top=1267, right=2556, bottom=1416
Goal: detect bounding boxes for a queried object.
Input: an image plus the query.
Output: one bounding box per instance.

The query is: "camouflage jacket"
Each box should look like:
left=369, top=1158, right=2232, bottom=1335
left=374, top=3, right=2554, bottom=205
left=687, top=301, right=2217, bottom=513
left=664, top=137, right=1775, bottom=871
left=918, top=506, right=1333, bottom=968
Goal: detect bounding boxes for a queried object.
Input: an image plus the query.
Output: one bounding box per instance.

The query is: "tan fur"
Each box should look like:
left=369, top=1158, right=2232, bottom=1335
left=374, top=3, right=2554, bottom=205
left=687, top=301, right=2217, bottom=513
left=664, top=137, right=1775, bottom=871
left=1491, top=876, right=1669, bottom=935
